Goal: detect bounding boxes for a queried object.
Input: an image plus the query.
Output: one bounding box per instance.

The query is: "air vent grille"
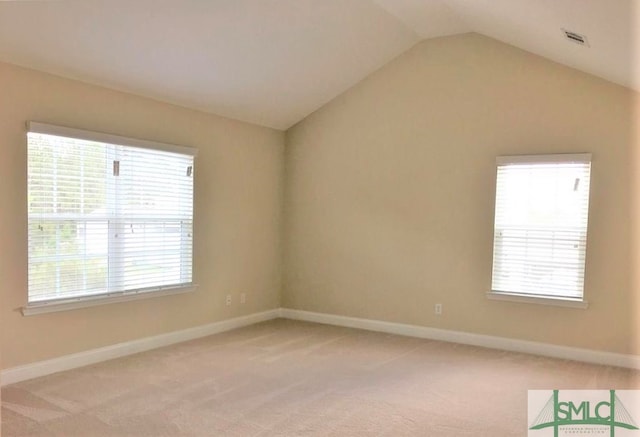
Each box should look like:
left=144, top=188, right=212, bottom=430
left=562, top=29, right=589, bottom=47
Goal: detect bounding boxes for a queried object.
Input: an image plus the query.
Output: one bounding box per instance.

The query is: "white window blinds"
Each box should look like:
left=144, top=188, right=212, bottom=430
left=491, top=154, right=591, bottom=301
left=27, top=122, right=196, bottom=304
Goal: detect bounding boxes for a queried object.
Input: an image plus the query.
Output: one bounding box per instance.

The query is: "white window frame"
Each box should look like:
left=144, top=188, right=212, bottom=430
left=24, top=122, right=198, bottom=315
left=487, top=153, right=592, bottom=309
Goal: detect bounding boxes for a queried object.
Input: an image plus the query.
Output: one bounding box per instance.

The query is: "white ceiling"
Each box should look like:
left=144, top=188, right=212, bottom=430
left=0, top=1, right=637, bottom=130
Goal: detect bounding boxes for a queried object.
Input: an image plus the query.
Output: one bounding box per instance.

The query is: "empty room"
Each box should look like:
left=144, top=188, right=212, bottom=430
left=1, top=1, right=639, bottom=436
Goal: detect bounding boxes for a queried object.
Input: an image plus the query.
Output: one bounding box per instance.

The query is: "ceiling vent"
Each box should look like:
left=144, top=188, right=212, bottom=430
left=562, top=29, right=589, bottom=47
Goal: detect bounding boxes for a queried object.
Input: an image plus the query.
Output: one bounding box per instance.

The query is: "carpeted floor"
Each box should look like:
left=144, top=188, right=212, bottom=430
left=2, top=318, right=639, bottom=436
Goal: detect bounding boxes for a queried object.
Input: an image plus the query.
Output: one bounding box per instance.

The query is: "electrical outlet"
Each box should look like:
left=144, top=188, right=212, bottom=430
left=435, top=303, right=442, bottom=315
left=240, top=293, right=246, bottom=304
left=226, top=294, right=232, bottom=306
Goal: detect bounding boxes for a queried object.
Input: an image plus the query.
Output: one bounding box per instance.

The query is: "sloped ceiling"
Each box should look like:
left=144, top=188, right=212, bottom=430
left=0, top=1, right=637, bottom=130
left=377, top=0, right=640, bottom=95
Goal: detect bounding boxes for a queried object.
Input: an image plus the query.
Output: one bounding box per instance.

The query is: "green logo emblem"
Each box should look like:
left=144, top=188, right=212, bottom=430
left=529, top=390, right=639, bottom=436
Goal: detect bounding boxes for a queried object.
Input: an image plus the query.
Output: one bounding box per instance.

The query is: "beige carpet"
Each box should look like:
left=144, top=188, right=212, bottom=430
left=2, top=318, right=639, bottom=436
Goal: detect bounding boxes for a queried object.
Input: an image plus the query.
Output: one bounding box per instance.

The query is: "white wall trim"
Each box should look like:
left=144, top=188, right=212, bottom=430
left=280, top=308, right=640, bottom=370
left=1, top=309, right=281, bottom=386
left=22, top=285, right=198, bottom=316
left=28, top=121, right=197, bottom=157
left=4, top=307, right=638, bottom=386
left=486, top=291, right=589, bottom=309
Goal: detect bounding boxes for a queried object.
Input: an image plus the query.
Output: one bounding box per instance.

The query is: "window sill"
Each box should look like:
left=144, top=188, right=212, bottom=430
left=486, top=291, right=588, bottom=309
left=22, top=285, right=197, bottom=316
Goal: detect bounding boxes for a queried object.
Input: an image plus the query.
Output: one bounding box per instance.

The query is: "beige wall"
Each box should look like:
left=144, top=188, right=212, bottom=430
left=632, top=98, right=640, bottom=357
left=3, top=31, right=639, bottom=371
left=284, top=33, right=640, bottom=355
left=0, top=61, right=285, bottom=369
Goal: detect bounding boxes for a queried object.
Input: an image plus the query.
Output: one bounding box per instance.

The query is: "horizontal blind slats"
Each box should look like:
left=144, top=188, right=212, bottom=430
left=491, top=156, right=591, bottom=300
left=27, top=129, right=195, bottom=303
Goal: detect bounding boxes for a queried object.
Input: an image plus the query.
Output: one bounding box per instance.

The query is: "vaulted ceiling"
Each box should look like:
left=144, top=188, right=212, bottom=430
left=0, top=1, right=637, bottom=130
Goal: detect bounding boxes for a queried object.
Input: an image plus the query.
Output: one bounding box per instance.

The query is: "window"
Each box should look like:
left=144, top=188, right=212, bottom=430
left=490, top=154, right=591, bottom=304
left=27, top=122, right=196, bottom=312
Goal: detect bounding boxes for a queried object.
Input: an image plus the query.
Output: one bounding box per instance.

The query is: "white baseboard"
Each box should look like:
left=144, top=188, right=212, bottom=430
left=4, top=307, right=638, bottom=386
left=280, top=308, right=640, bottom=370
left=1, top=309, right=281, bottom=386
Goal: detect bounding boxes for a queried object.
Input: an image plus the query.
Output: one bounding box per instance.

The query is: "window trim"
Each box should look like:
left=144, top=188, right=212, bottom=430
left=27, top=122, right=198, bottom=157
left=489, top=152, right=592, bottom=306
left=22, top=284, right=198, bottom=316
left=486, top=291, right=588, bottom=309
left=25, top=121, right=197, bottom=314
left=496, top=153, right=590, bottom=166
